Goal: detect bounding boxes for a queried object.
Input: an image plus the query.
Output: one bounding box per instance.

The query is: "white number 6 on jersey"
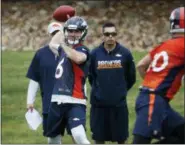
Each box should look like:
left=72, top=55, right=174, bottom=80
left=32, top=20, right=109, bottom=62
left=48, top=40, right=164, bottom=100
left=55, top=58, right=64, bottom=79
left=150, top=51, right=169, bottom=72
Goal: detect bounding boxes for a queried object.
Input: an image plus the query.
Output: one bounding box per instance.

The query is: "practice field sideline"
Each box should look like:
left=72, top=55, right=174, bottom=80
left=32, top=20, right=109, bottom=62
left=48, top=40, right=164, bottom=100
left=2, top=51, right=184, bottom=144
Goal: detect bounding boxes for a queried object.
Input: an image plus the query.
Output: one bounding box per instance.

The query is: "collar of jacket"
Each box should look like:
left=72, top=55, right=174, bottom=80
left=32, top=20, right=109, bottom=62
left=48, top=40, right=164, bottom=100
left=99, top=42, right=120, bottom=55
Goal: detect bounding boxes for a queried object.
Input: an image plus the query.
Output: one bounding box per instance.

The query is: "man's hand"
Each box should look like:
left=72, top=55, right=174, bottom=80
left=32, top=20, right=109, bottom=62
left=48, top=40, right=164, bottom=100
left=27, top=104, right=34, bottom=112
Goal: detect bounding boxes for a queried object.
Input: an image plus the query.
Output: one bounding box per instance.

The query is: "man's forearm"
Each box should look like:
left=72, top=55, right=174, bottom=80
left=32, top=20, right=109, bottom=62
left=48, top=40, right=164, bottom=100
left=27, top=79, right=39, bottom=104
left=62, top=43, right=87, bottom=64
left=49, top=31, right=63, bottom=56
left=49, top=44, right=60, bottom=50
left=137, top=66, right=147, bottom=79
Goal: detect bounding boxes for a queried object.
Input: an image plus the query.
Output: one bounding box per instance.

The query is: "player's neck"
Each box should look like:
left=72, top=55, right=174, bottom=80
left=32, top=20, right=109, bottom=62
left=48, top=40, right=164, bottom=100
left=104, top=43, right=116, bottom=52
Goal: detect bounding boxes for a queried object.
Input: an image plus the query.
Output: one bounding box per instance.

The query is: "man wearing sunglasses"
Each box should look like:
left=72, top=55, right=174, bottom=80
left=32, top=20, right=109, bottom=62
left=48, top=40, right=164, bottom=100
left=88, top=22, right=136, bottom=144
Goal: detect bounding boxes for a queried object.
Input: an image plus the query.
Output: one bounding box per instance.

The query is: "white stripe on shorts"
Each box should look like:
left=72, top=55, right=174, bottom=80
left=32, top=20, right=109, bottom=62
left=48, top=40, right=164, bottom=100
left=51, top=94, right=86, bottom=105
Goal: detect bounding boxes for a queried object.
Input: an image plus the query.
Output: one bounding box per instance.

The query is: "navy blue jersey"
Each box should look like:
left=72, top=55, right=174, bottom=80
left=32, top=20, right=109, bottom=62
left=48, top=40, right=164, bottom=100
left=26, top=45, right=60, bottom=113
left=89, top=42, right=136, bottom=106
left=52, top=44, right=90, bottom=101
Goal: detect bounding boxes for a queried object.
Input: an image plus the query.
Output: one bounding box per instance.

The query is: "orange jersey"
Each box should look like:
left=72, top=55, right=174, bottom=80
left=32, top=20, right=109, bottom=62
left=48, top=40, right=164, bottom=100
left=142, top=37, right=184, bottom=99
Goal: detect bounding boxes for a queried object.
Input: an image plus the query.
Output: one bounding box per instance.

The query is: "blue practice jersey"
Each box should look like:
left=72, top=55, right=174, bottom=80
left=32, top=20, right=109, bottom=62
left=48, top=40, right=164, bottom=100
left=89, top=42, right=136, bottom=106
left=51, top=44, right=90, bottom=104
left=26, top=45, right=60, bottom=113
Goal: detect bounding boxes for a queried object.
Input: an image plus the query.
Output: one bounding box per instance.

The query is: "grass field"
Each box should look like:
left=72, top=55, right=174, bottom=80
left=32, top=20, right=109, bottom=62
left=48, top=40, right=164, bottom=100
left=1, top=51, right=184, bottom=144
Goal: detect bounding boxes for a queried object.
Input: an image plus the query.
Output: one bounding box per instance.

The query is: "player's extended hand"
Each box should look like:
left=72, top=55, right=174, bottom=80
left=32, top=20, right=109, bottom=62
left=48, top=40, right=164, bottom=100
left=27, top=104, right=34, bottom=112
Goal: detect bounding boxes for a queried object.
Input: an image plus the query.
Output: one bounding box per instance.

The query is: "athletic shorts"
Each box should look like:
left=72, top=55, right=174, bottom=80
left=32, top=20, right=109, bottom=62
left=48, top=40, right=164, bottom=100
left=45, top=103, right=86, bottom=137
left=42, top=113, right=69, bottom=136
left=133, top=90, right=185, bottom=139
left=90, top=104, right=129, bottom=142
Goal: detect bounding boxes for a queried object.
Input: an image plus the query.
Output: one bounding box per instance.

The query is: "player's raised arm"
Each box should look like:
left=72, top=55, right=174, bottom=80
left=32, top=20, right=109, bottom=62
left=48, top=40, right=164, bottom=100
left=61, top=42, right=87, bottom=64
left=49, top=5, right=76, bottom=56
left=49, top=31, right=64, bottom=56
left=49, top=31, right=87, bottom=64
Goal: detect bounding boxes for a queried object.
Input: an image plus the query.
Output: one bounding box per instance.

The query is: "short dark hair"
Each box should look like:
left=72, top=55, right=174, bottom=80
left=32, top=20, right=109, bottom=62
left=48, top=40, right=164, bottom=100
left=102, top=22, right=116, bottom=32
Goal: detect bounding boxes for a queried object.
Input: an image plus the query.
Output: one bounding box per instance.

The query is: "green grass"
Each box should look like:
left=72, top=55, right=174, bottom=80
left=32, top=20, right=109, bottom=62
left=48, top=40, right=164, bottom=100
left=2, top=51, right=184, bottom=144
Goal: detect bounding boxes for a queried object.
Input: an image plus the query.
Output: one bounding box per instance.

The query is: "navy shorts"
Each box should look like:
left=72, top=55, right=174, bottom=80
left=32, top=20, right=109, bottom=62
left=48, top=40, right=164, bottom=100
left=45, top=103, right=86, bottom=137
left=133, top=91, right=185, bottom=139
left=90, top=105, right=129, bottom=142
left=42, top=113, right=68, bottom=136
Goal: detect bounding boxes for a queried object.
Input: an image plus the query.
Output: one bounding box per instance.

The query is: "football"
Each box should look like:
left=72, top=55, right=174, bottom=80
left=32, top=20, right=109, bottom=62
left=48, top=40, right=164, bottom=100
left=53, top=5, right=75, bottom=22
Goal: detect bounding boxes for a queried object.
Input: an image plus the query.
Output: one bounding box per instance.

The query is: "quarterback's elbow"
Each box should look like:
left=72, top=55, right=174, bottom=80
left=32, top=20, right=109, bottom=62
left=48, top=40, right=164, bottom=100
left=70, top=52, right=87, bottom=64
left=73, top=57, right=86, bottom=64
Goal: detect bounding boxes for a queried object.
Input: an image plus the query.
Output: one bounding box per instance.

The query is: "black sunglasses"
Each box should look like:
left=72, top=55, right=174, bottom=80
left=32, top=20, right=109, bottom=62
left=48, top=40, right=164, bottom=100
left=67, top=29, right=81, bottom=33
left=103, top=32, right=117, bottom=37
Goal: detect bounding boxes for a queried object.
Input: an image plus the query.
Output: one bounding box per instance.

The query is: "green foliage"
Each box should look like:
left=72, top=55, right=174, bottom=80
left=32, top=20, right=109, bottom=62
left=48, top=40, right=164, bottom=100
left=1, top=51, right=184, bottom=144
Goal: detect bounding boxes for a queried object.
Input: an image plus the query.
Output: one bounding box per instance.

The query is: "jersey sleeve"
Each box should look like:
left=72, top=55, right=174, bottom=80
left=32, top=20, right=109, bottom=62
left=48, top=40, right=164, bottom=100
left=150, top=43, right=163, bottom=59
left=26, top=51, right=40, bottom=82
left=150, top=47, right=157, bottom=59
left=76, top=46, right=90, bottom=60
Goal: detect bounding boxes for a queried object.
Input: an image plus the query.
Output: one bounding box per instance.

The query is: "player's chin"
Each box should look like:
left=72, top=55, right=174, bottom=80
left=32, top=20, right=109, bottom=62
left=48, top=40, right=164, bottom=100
left=68, top=38, right=76, bottom=43
left=106, top=41, right=115, bottom=45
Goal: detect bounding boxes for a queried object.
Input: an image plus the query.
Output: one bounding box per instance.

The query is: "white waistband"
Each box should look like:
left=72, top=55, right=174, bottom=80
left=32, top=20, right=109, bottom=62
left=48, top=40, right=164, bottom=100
left=139, top=86, right=155, bottom=91
left=51, top=94, right=86, bottom=105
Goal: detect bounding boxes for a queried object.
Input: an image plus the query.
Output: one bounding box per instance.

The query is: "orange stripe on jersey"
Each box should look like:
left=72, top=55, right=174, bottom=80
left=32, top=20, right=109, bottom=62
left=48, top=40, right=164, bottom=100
left=180, top=7, right=184, bottom=28
left=166, top=70, right=184, bottom=99
left=72, top=63, right=84, bottom=99
left=148, top=94, right=156, bottom=126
